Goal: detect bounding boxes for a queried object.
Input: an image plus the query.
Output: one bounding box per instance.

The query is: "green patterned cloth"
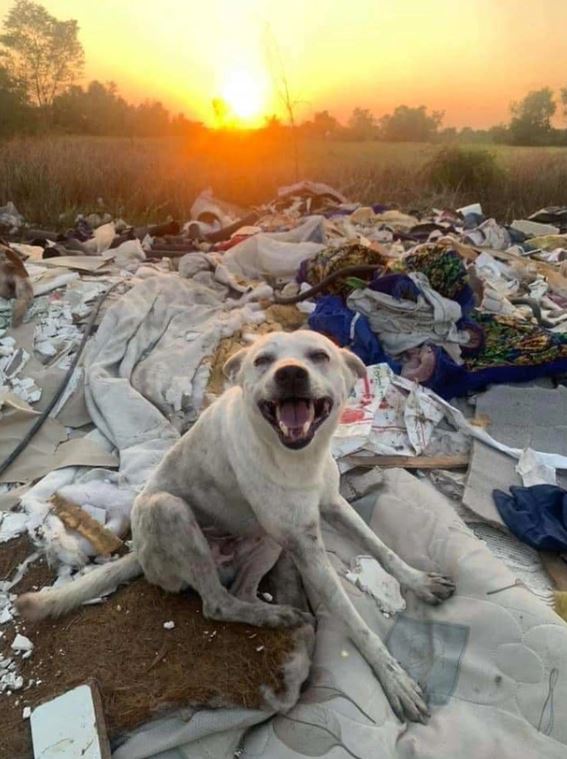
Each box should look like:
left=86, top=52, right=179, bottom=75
left=465, top=313, right=567, bottom=371
left=298, top=243, right=384, bottom=296
left=405, top=245, right=470, bottom=302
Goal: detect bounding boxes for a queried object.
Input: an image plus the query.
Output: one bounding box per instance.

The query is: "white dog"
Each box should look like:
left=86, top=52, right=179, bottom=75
left=17, top=330, right=454, bottom=722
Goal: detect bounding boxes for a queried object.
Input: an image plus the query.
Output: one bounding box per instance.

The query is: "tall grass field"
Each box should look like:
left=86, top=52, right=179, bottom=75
left=2, top=133, right=567, bottom=227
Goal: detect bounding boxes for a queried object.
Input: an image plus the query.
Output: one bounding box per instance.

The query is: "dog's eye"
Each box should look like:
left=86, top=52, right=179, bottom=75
left=308, top=350, right=330, bottom=363
left=254, top=354, right=274, bottom=368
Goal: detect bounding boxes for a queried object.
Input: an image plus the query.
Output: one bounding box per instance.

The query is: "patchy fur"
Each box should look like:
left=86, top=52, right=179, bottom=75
left=17, top=331, right=455, bottom=723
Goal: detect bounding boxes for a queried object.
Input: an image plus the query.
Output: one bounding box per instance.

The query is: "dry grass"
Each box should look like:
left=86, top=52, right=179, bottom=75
left=2, top=133, right=567, bottom=227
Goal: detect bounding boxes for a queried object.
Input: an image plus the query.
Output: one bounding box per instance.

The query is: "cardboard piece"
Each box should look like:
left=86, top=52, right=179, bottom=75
left=463, top=385, right=567, bottom=525
left=0, top=484, right=29, bottom=512
left=30, top=681, right=111, bottom=759
left=0, top=392, right=68, bottom=483
left=0, top=401, right=118, bottom=483
left=27, top=365, right=91, bottom=429
left=41, top=255, right=114, bottom=273
left=23, top=263, right=80, bottom=295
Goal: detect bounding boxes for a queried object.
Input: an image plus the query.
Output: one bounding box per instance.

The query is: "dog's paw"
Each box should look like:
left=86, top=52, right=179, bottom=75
left=407, top=571, right=456, bottom=605
left=15, top=592, right=47, bottom=621
left=257, top=604, right=314, bottom=629
left=377, top=656, right=430, bottom=724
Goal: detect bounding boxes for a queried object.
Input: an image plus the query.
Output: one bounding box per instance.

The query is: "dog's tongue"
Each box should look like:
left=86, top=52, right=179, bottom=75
left=278, top=399, right=312, bottom=428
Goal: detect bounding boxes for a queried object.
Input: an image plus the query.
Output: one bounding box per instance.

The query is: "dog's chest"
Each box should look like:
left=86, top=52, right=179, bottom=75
left=190, top=478, right=260, bottom=536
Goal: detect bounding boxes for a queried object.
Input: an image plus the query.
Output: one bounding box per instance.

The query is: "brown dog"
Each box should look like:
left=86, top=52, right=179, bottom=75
left=0, top=244, right=34, bottom=326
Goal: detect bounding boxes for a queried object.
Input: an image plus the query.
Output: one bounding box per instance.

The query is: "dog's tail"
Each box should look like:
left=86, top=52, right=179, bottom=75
left=16, top=552, right=142, bottom=621
left=11, top=269, right=34, bottom=326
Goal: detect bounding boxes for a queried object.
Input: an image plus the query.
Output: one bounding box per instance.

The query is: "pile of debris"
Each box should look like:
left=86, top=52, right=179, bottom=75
left=1, top=183, right=567, bottom=758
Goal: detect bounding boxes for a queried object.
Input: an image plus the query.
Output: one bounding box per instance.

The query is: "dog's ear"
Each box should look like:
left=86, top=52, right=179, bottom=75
left=340, top=348, right=366, bottom=383
left=223, top=347, right=249, bottom=384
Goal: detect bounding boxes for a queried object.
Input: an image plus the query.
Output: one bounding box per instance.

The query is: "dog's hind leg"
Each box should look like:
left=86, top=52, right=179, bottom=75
left=229, top=536, right=282, bottom=603
left=134, top=492, right=310, bottom=628
left=267, top=550, right=310, bottom=613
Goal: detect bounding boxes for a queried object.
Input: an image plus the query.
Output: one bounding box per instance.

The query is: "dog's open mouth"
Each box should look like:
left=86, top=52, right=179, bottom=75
left=258, top=397, right=333, bottom=449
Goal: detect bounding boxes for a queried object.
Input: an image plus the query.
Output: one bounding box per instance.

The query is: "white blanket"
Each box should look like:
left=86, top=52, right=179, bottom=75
left=222, top=216, right=326, bottom=280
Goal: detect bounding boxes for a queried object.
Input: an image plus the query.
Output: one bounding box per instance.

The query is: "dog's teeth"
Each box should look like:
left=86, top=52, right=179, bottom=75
left=279, top=421, right=289, bottom=436
left=302, top=421, right=310, bottom=435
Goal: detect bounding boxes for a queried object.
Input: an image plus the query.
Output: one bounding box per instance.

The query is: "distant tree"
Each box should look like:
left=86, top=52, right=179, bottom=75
left=262, top=114, right=285, bottom=136
left=560, top=87, right=567, bottom=122
left=379, top=105, right=443, bottom=142
left=52, top=80, right=198, bottom=138
left=348, top=107, right=376, bottom=139
left=311, top=110, right=339, bottom=137
left=52, top=80, right=132, bottom=135
left=439, top=126, right=457, bottom=142
left=0, top=0, right=84, bottom=108
left=486, top=124, right=509, bottom=144
left=0, top=64, right=30, bottom=134
left=134, top=100, right=170, bottom=137
left=509, top=87, right=556, bottom=145
left=456, top=126, right=494, bottom=144
left=170, top=112, right=203, bottom=138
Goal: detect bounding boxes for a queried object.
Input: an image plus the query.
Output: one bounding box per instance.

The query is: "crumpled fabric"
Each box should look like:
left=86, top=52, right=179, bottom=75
left=297, top=242, right=383, bottom=297
left=404, top=245, right=475, bottom=316
left=347, top=271, right=470, bottom=357
left=465, top=218, right=511, bottom=250
left=84, top=275, right=266, bottom=489
left=221, top=215, right=326, bottom=279
left=276, top=180, right=348, bottom=212
left=0, top=201, right=23, bottom=231
left=308, top=295, right=399, bottom=370
left=493, top=484, right=567, bottom=551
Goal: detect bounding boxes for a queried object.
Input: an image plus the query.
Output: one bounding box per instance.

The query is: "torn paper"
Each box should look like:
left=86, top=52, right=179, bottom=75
left=345, top=555, right=405, bottom=615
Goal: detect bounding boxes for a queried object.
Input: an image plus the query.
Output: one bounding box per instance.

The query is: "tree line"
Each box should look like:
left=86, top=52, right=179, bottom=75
left=0, top=0, right=566, bottom=146
left=0, top=0, right=202, bottom=137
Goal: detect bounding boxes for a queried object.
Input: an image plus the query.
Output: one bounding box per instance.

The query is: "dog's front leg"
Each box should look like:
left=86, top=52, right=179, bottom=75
left=322, top=496, right=455, bottom=605
left=286, top=527, right=429, bottom=723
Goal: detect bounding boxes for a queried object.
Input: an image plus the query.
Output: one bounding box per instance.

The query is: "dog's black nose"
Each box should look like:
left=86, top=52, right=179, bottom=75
left=274, top=364, right=309, bottom=389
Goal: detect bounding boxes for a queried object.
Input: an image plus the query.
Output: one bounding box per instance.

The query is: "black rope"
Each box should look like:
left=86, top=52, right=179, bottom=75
left=273, top=265, right=383, bottom=304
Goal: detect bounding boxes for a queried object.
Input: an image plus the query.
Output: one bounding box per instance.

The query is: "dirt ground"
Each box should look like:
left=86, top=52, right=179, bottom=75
left=0, top=536, right=297, bottom=759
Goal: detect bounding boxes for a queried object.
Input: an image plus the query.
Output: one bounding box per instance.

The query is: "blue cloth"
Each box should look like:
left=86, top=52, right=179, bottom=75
left=493, top=485, right=567, bottom=552
left=425, top=349, right=567, bottom=400
left=308, top=295, right=400, bottom=370
left=462, top=212, right=485, bottom=229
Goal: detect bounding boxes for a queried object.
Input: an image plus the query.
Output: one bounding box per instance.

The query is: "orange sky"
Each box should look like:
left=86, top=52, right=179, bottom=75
left=2, top=0, right=567, bottom=128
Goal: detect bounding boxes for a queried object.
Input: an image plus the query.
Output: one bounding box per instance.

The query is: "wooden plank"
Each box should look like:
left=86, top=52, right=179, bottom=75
left=51, top=494, right=123, bottom=555
left=344, top=453, right=469, bottom=470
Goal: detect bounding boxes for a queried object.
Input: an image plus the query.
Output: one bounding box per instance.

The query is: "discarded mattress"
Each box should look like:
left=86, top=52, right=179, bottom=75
left=113, top=470, right=567, bottom=759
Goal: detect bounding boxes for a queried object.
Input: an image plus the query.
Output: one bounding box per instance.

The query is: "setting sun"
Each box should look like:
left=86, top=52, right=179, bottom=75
left=220, top=69, right=266, bottom=124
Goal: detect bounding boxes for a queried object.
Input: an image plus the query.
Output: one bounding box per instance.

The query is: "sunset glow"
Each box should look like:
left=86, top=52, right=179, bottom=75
left=2, top=0, right=567, bottom=129
left=220, top=69, right=266, bottom=124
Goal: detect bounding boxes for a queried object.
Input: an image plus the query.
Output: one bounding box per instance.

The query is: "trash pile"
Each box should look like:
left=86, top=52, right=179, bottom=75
left=2, top=183, right=567, bottom=757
